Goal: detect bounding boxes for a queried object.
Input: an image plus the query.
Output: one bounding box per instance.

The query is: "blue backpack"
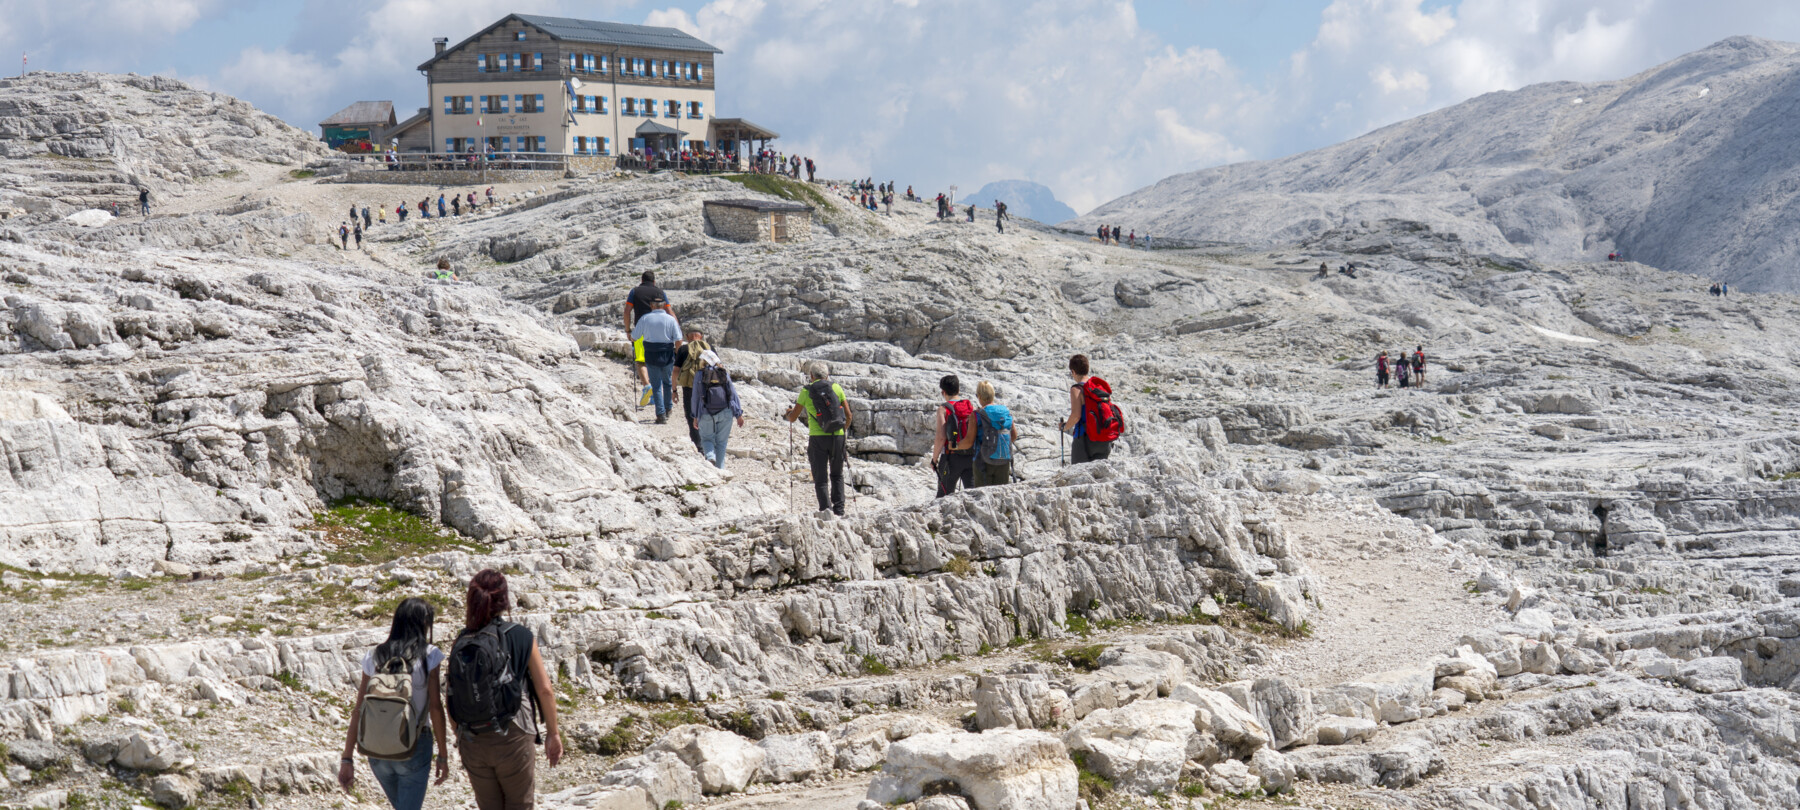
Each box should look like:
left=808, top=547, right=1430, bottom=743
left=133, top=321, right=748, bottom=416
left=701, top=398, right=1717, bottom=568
left=976, top=405, right=1012, bottom=467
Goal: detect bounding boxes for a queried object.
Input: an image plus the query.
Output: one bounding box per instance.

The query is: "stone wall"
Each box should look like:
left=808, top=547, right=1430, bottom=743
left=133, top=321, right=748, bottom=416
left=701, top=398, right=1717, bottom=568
left=705, top=204, right=813, bottom=243
left=338, top=155, right=616, bottom=185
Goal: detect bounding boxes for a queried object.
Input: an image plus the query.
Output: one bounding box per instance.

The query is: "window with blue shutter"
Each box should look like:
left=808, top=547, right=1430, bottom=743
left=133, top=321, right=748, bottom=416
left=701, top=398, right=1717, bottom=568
left=445, top=138, right=453, bottom=152
left=697, top=63, right=704, bottom=81
left=501, top=136, right=511, bottom=151
left=513, top=94, right=522, bottom=113
left=443, top=96, right=452, bottom=114
left=535, top=94, right=544, bottom=113
left=601, top=136, right=610, bottom=155
left=478, top=54, right=487, bottom=73
left=463, top=96, right=473, bottom=114
left=636, top=58, right=645, bottom=75
left=536, top=136, right=546, bottom=153
left=533, top=53, right=542, bottom=71
left=600, top=95, right=608, bottom=114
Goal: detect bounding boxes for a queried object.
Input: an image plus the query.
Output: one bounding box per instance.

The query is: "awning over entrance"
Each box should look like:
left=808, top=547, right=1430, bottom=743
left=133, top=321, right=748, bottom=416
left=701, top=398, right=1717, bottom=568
left=708, top=118, right=779, bottom=142
left=635, top=120, right=687, bottom=137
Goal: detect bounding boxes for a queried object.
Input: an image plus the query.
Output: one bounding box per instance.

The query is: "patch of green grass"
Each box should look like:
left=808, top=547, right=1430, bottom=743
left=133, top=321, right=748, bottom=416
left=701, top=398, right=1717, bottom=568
left=113, top=697, right=137, bottom=715
left=590, top=715, right=640, bottom=756
left=860, top=654, right=892, bottom=676
left=1767, top=470, right=1800, bottom=482
left=307, top=497, right=490, bottom=565
left=719, top=174, right=835, bottom=212
left=1669, top=325, right=1682, bottom=333
left=1631, top=585, right=1673, bottom=596
left=288, top=169, right=316, bottom=180
left=1428, top=435, right=1451, bottom=445
left=720, top=710, right=756, bottom=737
left=1072, top=751, right=1114, bottom=804
left=943, top=554, right=974, bottom=578
left=1061, top=645, right=1106, bottom=672
left=663, top=802, right=685, bottom=810
left=976, top=642, right=993, bottom=656
left=645, top=610, right=668, bottom=620
left=273, top=670, right=304, bottom=691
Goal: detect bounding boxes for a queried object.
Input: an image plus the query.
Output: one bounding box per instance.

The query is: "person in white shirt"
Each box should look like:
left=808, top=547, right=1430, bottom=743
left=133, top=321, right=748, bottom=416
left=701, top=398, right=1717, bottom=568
left=338, top=598, right=450, bottom=810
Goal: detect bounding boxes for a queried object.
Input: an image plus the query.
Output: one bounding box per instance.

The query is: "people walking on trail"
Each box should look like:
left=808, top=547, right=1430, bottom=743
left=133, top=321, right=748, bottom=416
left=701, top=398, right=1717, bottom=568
left=447, top=570, right=562, bottom=810
left=674, top=330, right=712, bottom=452
left=378, top=206, right=387, bottom=226
left=353, top=221, right=363, bottom=250
left=419, top=197, right=431, bottom=219
left=1111, top=225, right=1121, bottom=245
left=338, top=597, right=449, bottom=810
left=467, top=191, right=478, bottom=213
left=1396, top=353, right=1411, bottom=388
left=784, top=361, right=851, bottom=517
left=966, top=203, right=976, bottom=223
left=452, top=195, right=461, bottom=217
left=1098, top=225, right=1109, bottom=245
left=629, top=297, right=681, bottom=424
left=339, top=222, right=350, bottom=250
left=1412, top=346, right=1427, bottom=385
left=996, top=201, right=1009, bottom=234
left=932, top=375, right=978, bottom=497
left=973, top=381, right=1014, bottom=488
left=691, top=350, right=743, bottom=471
left=397, top=202, right=408, bottom=223
left=1376, top=351, right=1390, bottom=388
left=362, top=206, right=372, bottom=230
left=805, top=157, right=815, bottom=182
left=138, top=187, right=150, bottom=216
left=1128, top=230, right=1136, bottom=246
left=1144, top=233, right=1152, bottom=250
left=1062, top=354, right=1123, bottom=464
left=625, top=271, right=673, bottom=407
left=349, top=204, right=358, bottom=223
left=437, top=195, right=447, bottom=219
left=486, top=187, right=495, bottom=207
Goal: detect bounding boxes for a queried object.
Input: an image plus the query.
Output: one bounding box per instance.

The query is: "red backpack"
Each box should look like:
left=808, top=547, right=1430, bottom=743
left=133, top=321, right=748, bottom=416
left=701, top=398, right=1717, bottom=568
left=944, top=399, right=976, bottom=452
left=1081, top=377, right=1125, bottom=442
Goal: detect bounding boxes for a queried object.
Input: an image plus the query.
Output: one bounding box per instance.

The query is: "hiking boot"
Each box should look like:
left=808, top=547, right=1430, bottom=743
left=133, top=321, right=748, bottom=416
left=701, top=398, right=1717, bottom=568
left=639, top=385, right=653, bottom=407
left=654, top=414, right=667, bottom=425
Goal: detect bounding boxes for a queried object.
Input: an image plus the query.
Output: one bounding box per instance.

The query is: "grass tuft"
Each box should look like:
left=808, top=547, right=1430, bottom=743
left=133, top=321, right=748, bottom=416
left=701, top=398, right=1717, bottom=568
left=305, top=497, right=489, bottom=565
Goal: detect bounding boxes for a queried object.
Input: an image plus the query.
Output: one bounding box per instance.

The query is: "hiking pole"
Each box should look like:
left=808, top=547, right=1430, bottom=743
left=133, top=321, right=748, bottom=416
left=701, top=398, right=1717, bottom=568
left=1059, top=426, right=1066, bottom=467
left=787, top=421, right=796, bottom=516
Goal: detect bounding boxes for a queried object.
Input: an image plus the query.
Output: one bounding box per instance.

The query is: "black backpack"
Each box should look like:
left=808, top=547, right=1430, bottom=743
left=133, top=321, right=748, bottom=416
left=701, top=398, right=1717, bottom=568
left=702, top=366, right=732, bottom=414
left=804, top=380, right=846, bottom=433
left=446, top=621, right=538, bottom=739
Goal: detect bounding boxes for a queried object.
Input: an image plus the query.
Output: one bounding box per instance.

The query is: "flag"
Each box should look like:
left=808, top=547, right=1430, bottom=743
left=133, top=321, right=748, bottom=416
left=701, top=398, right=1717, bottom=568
left=476, top=116, right=483, bottom=126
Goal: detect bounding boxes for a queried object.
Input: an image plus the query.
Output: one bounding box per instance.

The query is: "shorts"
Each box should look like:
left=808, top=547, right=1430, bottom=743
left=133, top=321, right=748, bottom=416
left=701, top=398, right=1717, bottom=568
left=633, top=337, right=645, bottom=365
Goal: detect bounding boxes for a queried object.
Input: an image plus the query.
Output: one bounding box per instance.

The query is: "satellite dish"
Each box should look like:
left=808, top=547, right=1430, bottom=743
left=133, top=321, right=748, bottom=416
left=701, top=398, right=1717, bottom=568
left=568, top=77, right=584, bottom=91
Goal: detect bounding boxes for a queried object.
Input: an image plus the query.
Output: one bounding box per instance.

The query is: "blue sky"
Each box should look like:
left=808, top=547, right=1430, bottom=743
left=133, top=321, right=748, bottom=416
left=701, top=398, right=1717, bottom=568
left=8, top=1, right=1800, bottom=214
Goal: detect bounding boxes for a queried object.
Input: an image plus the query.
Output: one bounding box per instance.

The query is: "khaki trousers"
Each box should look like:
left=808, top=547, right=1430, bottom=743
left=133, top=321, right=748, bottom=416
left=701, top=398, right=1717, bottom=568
left=457, top=728, right=536, bottom=810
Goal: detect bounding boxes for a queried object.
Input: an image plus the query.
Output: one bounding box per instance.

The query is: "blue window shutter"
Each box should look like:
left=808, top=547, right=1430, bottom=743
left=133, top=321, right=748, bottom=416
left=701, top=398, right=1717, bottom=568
left=602, top=137, right=609, bottom=154
left=537, top=136, right=545, bottom=152
left=443, top=95, right=452, bottom=114
left=534, top=53, right=542, bottom=71
left=463, top=96, right=473, bottom=114
left=536, top=94, right=544, bottom=111
left=479, top=95, right=487, bottom=110
left=697, top=63, right=704, bottom=81
left=478, top=54, right=487, bottom=72
left=513, top=94, right=522, bottom=112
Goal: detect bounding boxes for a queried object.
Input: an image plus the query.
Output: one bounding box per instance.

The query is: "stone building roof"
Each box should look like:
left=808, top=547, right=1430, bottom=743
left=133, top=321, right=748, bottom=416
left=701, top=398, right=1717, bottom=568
left=704, top=198, right=813, bottom=212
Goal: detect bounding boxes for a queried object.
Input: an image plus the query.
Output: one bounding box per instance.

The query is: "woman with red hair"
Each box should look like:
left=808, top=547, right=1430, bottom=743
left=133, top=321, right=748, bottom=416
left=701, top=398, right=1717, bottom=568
left=444, top=569, right=562, bottom=810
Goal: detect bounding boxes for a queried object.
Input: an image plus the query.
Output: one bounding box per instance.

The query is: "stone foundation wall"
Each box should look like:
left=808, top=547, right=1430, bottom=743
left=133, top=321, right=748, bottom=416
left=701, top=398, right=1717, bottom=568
left=338, top=156, right=616, bottom=185
left=705, top=204, right=813, bottom=243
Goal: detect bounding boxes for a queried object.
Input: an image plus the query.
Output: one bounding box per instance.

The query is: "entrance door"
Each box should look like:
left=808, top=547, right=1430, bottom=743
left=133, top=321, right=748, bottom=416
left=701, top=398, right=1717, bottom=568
left=771, top=212, right=788, bottom=242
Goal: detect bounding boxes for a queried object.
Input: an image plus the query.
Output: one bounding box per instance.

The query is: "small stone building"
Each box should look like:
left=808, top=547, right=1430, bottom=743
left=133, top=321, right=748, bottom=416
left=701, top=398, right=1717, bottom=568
left=704, top=198, right=814, bottom=243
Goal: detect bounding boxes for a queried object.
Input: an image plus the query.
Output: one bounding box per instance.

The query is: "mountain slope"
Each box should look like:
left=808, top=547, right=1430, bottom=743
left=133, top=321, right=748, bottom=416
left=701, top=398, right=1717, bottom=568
left=961, top=179, right=1077, bottom=223
left=1074, top=36, right=1800, bottom=291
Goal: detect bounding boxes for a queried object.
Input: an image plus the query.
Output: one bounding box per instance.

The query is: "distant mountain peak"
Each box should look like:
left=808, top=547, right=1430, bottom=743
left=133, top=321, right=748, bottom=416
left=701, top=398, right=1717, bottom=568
left=960, top=180, right=1077, bottom=224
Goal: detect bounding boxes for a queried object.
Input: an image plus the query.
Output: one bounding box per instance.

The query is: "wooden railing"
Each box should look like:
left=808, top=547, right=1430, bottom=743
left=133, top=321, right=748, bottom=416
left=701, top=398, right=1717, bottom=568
left=378, top=153, right=580, bottom=172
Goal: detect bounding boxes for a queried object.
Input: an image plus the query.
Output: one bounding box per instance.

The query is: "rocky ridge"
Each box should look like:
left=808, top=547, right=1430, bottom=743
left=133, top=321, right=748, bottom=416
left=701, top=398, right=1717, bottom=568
left=0, top=73, right=1795, bottom=810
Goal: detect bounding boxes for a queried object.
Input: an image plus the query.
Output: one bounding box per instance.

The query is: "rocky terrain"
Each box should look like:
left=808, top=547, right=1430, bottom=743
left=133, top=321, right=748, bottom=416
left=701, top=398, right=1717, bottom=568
left=1, top=71, right=1798, bottom=810
left=1075, top=36, right=1800, bottom=293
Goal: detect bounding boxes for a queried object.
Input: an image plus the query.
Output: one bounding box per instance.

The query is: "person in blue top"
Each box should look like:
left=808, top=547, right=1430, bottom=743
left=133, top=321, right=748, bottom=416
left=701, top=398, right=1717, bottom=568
left=436, top=194, right=447, bottom=219
left=629, top=301, right=681, bottom=423
left=972, top=381, right=1014, bottom=487
left=689, top=350, right=744, bottom=470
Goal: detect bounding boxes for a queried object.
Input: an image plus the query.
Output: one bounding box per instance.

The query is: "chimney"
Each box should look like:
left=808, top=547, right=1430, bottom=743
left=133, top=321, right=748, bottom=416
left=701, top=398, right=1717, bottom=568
left=433, top=38, right=448, bottom=55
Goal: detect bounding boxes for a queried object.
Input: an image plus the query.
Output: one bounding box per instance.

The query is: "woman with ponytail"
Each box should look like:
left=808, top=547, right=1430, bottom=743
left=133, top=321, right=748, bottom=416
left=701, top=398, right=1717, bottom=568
left=338, top=597, right=449, bottom=810
left=445, top=569, right=562, bottom=810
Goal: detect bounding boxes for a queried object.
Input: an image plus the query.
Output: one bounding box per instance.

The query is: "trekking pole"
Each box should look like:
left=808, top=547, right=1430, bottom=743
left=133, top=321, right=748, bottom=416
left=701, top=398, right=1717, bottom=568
left=1059, top=426, right=1066, bottom=467
left=787, top=421, right=796, bottom=516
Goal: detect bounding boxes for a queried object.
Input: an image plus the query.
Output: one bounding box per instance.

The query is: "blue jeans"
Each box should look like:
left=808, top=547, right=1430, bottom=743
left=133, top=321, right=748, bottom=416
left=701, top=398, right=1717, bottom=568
left=368, top=732, right=433, bottom=810
left=647, top=363, right=674, bottom=417
left=698, top=408, right=734, bottom=468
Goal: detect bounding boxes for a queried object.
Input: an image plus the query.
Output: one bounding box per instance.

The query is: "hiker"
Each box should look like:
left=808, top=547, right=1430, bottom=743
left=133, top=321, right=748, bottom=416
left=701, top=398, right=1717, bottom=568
left=337, top=598, right=449, bottom=810
left=433, top=258, right=457, bottom=281
left=966, top=203, right=975, bottom=223
left=931, top=375, right=978, bottom=497
left=1318, top=262, right=1330, bottom=279
left=437, top=195, right=447, bottom=219
left=468, top=191, right=479, bottom=213
left=624, top=271, right=673, bottom=406
left=397, top=202, right=408, bottom=223
left=1376, top=351, right=1390, bottom=388
left=362, top=206, right=373, bottom=230
left=972, top=381, right=1014, bottom=487
left=138, top=187, right=150, bottom=216
left=1061, top=354, right=1123, bottom=463
left=354, top=221, right=364, bottom=250
left=452, top=195, right=461, bottom=217
left=349, top=204, right=358, bottom=223
left=674, top=330, right=712, bottom=452
left=691, top=350, right=744, bottom=470
left=1111, top=225, right=1121, bottom=244
left=996, top=201, right=1009, bottom=234
left=419, top=197, right=431, bottom=219
left=1412, top=346, right=1427, bottom=384
left=629, top=297, right=681, bottom=424
left=1722, top=282, right=1729, bottom=296
left=783, top=361, right=851, bottom=517
left=339, top=222, right=350, bottom=250
left=1098, top=224, right=1109, bottom=245
left=805, top=157, right=815, bottom=182
left=1128, top=230, right=1136, bottom=246
left=1396, top=354, right=1411, bottom=388
left=379, top=206, right=387, bottom=226
left=486, top=187, right=495, bottom=207
left=448, top=570, right=563, bottom=810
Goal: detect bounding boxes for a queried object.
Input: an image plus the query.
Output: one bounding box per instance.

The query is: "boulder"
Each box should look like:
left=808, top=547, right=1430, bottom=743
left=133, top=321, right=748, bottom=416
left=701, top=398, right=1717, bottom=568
left=647, top=725, right=766, bottom=794
left=1556, top=644, right=1608, bottom=675
left=1250, top=747, right=1295, bottom=795
left=866, top=730, right=1078, bottom=810
left=832, top=713, right=955, bottom=772
left=756, top=732, right=834, bottom=783
left=917, top=796, right=972, bottom=810
left=1218, top=678, right=1316, bottom=750
left=1459, top=631, right=1524, bottom=676
left=597, top=751, right=701, bottom=808
left=6, top=740, right=65, bottom=772
left=149, top=774, right=200, bottom=809
left=1170, top=683, right=1270, bottom=756
left=974, top=673, right=1071, bottom=730
left=1313, top=716, right=1378, bottom=746
left=1061, top=699, right=1198, bottom=794
left=1674, top=657, right=1746, bottom=694
left=540, top=785, right=652, bottom=810
left=1349, top=667, right=1436, bottom=724
left=1288, top=737, right=1443, bottom=788
left=1205, top=759, right=1259, bottom=795
left=1519, top=640, right=1561, bottom=675
left=1091, top=646, right=1185, bottom=701
left=114, top=731, right=187, bottom=772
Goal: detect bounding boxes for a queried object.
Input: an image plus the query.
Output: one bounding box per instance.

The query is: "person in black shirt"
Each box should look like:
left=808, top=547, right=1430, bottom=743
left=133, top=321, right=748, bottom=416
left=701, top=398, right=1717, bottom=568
left=622, top=271, right=672, bottom=405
